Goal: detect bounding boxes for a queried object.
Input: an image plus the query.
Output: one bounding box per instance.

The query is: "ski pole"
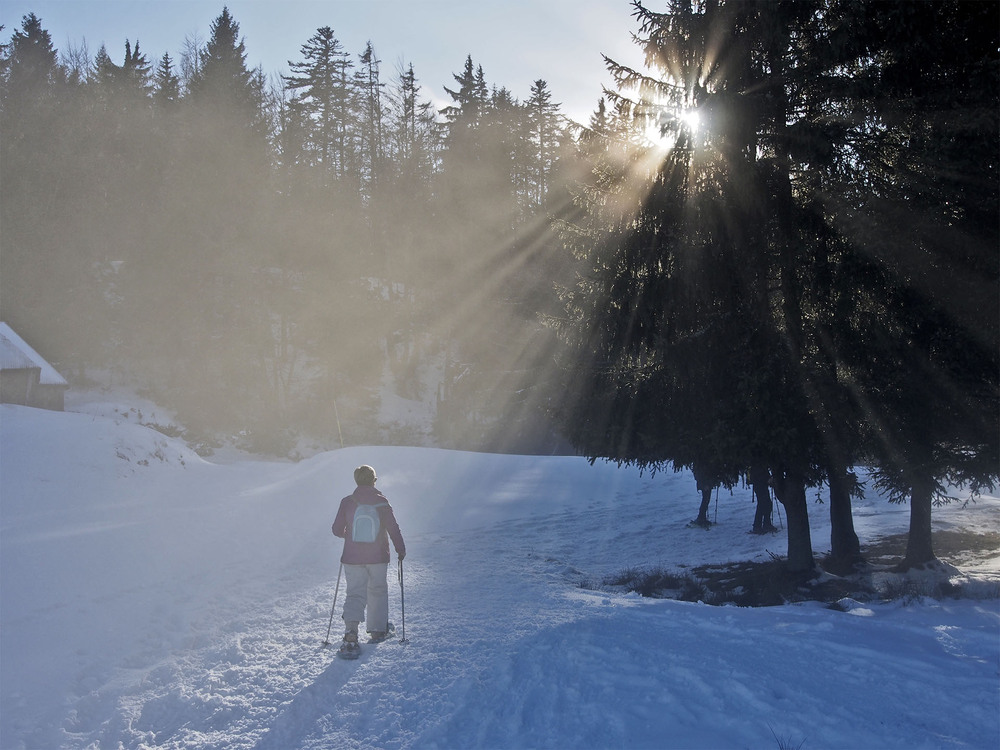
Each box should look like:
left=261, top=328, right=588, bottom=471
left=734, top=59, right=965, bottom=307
left=398, top=558, right=409, bottom=644
left=323, top=562, right=343, bottom=646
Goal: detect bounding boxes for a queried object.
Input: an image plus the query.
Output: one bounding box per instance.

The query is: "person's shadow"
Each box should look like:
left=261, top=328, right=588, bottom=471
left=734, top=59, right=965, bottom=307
left=252, top=651, right=359, bottom=749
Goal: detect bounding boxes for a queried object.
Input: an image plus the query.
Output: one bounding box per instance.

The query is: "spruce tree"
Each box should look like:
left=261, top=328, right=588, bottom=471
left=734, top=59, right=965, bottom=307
left=387, top=62, right=437, bottom=183
left=355, top=41, right=388, bottom=199
left=525, top=79, right=562, bottom=211
left=383, top=61, right=437, bottom=290
left=90, top=40, right=151, bottom=110
left=821, top=0, right=999, bottom=567
left=556, top=0, right=830, bottom=571
left=187, top=6, right=253, bottom=116
left=440, top=55, right=488, bottom=164
left=284, top=26, right=353, bottom=178
left=152, top=52, right=180, bottom=110
left=0, top=13, right=62, bottom=104
left=0, top=14, right=76, bottom=355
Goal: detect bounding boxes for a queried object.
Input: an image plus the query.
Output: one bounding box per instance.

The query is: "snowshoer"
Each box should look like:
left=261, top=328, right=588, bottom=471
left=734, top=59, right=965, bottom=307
left=331, top=465, right=405, bottom=655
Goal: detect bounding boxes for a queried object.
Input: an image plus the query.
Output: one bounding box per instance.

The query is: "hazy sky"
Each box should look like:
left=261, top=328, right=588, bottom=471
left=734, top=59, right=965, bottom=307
left=2, top=0, right=649, bottom=124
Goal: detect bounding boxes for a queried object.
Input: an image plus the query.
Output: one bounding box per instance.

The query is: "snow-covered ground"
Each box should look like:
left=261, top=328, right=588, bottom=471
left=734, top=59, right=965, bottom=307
left=1, top=398, right=998, bottom=749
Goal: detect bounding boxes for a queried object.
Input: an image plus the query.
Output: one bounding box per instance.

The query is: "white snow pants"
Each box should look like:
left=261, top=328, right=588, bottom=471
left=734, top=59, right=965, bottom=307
left=342, top=562, right=389, bottom=633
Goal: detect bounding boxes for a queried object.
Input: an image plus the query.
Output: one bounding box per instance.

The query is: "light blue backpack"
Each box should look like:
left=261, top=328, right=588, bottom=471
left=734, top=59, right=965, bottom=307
left=351, top=501, right=388, bottom=543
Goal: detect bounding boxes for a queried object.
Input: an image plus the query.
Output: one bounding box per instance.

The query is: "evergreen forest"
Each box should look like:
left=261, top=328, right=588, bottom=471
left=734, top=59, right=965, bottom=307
left=2, top=2, right=997, bottom=572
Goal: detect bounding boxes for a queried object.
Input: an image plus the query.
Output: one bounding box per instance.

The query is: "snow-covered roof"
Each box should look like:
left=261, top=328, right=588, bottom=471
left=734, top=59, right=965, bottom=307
left=0, top=323, right=68, bottom=386
left=0, top=335, right=37, bottom=371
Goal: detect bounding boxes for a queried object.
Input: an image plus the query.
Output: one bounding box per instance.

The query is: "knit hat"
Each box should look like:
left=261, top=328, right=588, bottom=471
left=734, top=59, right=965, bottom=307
left=354, top=465, right=377, bottom=486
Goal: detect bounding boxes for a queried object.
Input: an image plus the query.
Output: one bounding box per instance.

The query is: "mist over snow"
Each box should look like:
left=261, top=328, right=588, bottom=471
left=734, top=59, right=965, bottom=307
left=1, top=393, right=998, bottom=750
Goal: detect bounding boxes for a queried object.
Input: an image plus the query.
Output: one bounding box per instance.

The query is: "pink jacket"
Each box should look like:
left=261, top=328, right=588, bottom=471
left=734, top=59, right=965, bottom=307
left=332, top=485, right=405, bottom=565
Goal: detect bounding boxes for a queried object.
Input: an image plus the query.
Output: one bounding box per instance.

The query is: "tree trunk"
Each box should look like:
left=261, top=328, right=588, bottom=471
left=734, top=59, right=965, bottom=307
left=774, top=472, right=814, bottom=573
left=827, top=461, right=861, bottom=568
left=695, top=487, right=712, bottom=526
left=751, top=480, right=775, bottom=532
left=902, top=478, right=936, bottom=569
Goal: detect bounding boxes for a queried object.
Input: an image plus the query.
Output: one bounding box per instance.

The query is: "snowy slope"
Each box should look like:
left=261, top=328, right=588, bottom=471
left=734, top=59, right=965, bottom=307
left=1, top=402, right=998, bottom=749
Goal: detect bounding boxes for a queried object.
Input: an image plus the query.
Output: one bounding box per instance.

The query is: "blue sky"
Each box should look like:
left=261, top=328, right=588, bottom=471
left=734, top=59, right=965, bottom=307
left=2, top=0, right=648, bottom=124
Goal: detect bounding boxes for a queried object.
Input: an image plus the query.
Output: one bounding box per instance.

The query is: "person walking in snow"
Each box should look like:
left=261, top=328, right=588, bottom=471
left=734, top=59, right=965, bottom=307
left=331, top=465, right=405, bottom=656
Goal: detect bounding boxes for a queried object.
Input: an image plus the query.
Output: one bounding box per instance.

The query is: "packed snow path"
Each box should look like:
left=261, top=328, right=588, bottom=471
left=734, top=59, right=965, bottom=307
left=2, top=405, right=998, bottom=749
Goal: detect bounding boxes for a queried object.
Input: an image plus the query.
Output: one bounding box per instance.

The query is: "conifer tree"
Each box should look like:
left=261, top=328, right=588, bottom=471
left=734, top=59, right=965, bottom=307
left=440, top=55, right=488, bottom=161
left=435, top=54, right=492, bottom=258
left=525, top=79, right=562, bottom=210
left=90, top=40, right=151, bottom=110
left=152, top=52, right=180, bottom=110
left=187, top=6, right=253, bottom=116
left=819, top=0, right=999, bottom=567
left=556, top=0, right=828, bottom=571
left=0, top=13, right=74, bottom=351
left=383, top=61, right=437, bottom=290
left=388, top=62, right=437, bottom=179
left=0, top=13, right=62, bottom=102
left=124, top=6, right=275, bottom=432
left=556, top=0, right=997, bottom=571
left=355, top=41, right=387, bottom=198
left=284, top=26, right=353, bottom=177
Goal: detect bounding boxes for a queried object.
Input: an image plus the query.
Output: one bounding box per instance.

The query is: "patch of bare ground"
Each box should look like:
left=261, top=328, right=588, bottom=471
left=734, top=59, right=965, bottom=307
left=601, top=530, right=1000, bottom=607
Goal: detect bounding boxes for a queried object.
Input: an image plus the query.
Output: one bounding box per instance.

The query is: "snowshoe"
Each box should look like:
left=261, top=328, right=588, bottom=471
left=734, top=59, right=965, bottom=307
left=338, top=632, right=361, bottom=660
left=687, top=518, right=713, bottom=529
left=368, top=622, right=396, bottom=644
